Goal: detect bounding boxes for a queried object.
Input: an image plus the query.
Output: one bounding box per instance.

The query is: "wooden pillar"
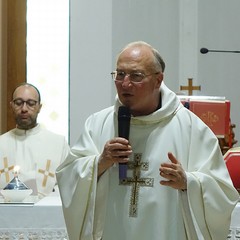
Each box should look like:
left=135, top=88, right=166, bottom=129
left=3, top=0, right=27, bottom=132
left=0, top=0, right=8, bottom=133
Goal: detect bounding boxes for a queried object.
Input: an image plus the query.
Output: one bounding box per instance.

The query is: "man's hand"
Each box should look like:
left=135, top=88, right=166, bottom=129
left=98, top=137, right=132, bottom=177
left=159, top=152, right=187, bottom=190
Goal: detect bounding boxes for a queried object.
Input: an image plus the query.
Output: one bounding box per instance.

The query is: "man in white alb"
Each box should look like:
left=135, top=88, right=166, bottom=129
left=0, top=83, right=70, bottom=198
left=56, top=41, right=239, bottom=240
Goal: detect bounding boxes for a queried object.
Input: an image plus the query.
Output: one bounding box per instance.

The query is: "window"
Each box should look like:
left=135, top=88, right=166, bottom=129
left=26, top=0, right=69, bottom=141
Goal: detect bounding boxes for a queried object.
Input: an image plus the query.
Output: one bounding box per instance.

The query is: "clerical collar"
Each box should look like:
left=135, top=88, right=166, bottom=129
left=14, top=124, right=41, bottom=136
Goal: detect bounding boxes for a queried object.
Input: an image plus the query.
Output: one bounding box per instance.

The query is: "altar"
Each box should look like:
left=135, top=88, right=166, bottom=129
left=0, top=192, right=239, bottom=239
left=0, top=192, right=68, bottom=239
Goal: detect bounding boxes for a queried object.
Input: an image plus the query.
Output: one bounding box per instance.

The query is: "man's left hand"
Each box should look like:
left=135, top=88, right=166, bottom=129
left=159, top=152, right=187, bottom=190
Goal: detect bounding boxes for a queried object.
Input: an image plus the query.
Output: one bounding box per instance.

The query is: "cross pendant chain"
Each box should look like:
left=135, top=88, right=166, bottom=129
left=119, top=153, right=154, bottom=217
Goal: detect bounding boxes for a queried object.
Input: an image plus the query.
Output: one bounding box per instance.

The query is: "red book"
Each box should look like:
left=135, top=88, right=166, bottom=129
left=189, top=100, right=230, bottom=137
left=178, top=96, right=230, bottom=137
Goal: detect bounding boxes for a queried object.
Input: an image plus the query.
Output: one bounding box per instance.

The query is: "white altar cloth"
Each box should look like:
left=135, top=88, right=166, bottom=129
left=228, top=200, right=240, bottom=240
left=0, top=193, right=238, bottom=240
left=0, top=192, right=68, bottom=239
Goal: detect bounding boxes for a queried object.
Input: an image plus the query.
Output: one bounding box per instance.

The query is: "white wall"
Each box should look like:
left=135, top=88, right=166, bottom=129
left=69, top=0, right=113, bottom=145
left=197, top=0, right=240, bottom=144
left=69, top=0, right=180, bottom=145
left=111, top=0, right=180, bottom=93
left=69, top=0, right=240, bottom=146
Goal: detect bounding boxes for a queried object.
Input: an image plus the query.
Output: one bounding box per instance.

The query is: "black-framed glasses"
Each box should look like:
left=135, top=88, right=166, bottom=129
left=12, top=98, right=39, bottom=109
left=111, top=71, right=159, bottom=83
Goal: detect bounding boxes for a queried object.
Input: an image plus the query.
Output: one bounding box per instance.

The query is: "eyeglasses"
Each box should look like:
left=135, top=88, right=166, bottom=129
left=111, top=71, right=159, bottom=83
left=12, top=98, right=39, bottom=109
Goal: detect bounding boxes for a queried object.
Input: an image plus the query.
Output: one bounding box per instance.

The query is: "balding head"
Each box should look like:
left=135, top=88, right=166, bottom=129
left=11, top=83, right=42, bottom=130
left=118, top=41, right=165, bottom=73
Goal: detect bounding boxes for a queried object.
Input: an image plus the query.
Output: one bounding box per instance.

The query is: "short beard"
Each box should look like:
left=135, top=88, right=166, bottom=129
left=16, top=117, right=37, bottom=130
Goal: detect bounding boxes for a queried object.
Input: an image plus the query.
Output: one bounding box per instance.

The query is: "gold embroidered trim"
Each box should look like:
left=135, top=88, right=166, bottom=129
left=38, top=159, right=55, bottom=187
left=0, top=157, right=14, bottom=183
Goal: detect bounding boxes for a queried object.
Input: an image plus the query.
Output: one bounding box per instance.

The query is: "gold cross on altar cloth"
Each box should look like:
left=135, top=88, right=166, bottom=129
left=180, top=78, right=201, bottom=95
left=119, top=153, right=154, bottom=217
left=0, top=157, right=14, bottom=183
left=38, top=159, right=55, bottom=187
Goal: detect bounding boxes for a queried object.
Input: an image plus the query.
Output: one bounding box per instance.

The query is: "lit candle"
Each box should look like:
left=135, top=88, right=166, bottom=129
left=13, top=165, right=20, bottom=177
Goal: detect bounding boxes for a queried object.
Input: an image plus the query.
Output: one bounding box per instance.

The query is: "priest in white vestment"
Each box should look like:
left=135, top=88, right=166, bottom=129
left=0, top=83, right=70, bottom=198
left=56, top=41, right=239, bottom=240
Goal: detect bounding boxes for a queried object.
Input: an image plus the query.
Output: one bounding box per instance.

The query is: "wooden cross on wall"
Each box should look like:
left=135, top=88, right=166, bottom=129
left=180, top=78, right=201, bottom=95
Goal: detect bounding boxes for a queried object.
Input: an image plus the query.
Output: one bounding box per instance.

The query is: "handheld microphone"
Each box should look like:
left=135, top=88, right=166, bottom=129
left=200, top=47, right=240, bottom=54
left=118, top=106, right=131, bottom=180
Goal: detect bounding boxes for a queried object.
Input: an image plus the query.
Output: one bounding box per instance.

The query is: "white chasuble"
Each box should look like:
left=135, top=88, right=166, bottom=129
left=0, top=124, right=69, bottom=197
left=56, top=83, right=239, bottom=240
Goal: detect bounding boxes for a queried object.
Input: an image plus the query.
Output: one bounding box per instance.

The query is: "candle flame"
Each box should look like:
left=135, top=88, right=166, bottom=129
left=13, top=165, right=20, bottom=175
